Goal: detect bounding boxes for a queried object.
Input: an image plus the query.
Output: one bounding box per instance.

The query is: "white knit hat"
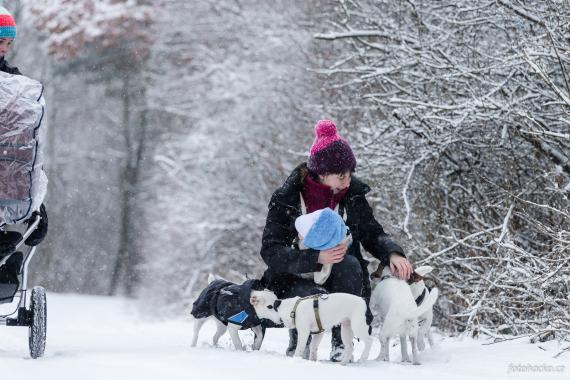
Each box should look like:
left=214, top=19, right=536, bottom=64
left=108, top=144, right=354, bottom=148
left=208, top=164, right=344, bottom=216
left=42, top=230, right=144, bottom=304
left=294, top=209, right=324, bottom=239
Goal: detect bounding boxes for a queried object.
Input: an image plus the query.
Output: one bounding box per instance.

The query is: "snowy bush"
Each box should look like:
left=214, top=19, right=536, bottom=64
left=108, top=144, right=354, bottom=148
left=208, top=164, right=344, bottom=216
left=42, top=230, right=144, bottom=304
left=316, top=0, right=570, bottom=340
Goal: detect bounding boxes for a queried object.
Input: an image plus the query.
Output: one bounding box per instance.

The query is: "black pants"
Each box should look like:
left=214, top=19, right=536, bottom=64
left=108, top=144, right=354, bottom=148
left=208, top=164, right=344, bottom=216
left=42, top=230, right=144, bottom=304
left=268, top=255, right=365, bottom=350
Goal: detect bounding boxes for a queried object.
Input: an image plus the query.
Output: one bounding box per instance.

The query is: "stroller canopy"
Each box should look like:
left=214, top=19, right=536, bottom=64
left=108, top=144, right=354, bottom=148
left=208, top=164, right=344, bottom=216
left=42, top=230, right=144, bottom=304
left=0, top=72, right=48, bottom=225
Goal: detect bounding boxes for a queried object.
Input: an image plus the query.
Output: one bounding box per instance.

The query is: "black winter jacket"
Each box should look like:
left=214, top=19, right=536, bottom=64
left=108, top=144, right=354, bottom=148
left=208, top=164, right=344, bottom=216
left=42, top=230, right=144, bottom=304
left=191, top=279, right=265, bottom=329
left=260, top=162, right=405, bottom=288
left=0, top=58, right=21, bottom=75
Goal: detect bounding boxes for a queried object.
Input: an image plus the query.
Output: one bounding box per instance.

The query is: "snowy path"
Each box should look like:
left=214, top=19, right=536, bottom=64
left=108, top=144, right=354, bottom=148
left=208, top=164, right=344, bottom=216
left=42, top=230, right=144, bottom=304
left=0, top=293, right=568, bottom=380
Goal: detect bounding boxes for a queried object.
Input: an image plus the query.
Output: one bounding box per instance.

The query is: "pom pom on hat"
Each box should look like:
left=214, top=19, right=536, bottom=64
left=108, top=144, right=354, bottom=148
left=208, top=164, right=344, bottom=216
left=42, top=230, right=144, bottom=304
left=0, top=7, right=16, bottom=39
left=307, top=120, right=356, bottom=175
left=309, top=120, right=341, bottom=155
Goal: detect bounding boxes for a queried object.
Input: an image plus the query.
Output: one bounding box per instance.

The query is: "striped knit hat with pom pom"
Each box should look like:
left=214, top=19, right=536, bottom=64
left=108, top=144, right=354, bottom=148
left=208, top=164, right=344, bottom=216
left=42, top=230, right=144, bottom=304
left=307, top=119, right=356, bottom=175
left=0, top=7, right=16, bottom=39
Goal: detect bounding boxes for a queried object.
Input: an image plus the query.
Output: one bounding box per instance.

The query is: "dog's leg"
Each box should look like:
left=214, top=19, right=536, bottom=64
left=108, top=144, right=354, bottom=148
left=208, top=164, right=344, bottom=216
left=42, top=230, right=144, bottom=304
left=400, top=334, right=410, bottom=362
left=417, top=327, right=426, bottom=351
left=251, top=325, right=264, bottom=351
left=340, top=320, right=354, bottom=365
left=294, top=329, right=310, bottom=358
left=191, top=318, right=208, bottom=347
left=309, top=332, right=324, bottom=361
left=427, top=328, right=435, bottom=348
left=426, top=316, right=435, bottom=349
left=410, top=336, right=420, bottom=365
left=227, top=325, right=244, bottom=350
left=377, top=334, right=390, bottom=362
left=212, top=319, right=227, bottom=346
left=358, top=334, right=373, bottom=363
left=352, top=320, right=372, bottom=363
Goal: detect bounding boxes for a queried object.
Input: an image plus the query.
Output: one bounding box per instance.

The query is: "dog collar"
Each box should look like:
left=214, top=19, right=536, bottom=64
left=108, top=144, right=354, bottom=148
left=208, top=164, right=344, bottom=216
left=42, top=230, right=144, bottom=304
left=415, top=288, right=427, bottom=306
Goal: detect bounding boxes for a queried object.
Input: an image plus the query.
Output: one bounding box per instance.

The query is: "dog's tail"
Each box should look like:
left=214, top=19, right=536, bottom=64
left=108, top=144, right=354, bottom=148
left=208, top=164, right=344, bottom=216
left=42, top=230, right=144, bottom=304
left=413, top=287, right=439, bottom=318
left=207, top=273, right=217, bottom=284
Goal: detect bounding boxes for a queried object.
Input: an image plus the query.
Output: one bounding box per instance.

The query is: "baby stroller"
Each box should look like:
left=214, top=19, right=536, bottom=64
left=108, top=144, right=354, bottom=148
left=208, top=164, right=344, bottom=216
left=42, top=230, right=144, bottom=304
left=0, top=71, right=49, bottom=358
left=0, top=214, right=46, bottom=359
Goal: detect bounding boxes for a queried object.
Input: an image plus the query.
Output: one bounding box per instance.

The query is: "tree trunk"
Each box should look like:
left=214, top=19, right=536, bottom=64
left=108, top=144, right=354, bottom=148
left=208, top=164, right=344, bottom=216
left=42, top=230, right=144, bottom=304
left=110, top=75, right=134, bottom=295
left=109, top=75, right=147, bottom=296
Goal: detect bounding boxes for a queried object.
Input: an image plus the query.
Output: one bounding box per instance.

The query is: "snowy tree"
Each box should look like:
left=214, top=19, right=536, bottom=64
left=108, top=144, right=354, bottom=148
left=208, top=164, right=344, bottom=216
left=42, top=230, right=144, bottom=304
left=28, top=0, right=155, bottom=295
left=137, top=0, right=333, bottom=312
left=316, top=0, right=570, bottom=339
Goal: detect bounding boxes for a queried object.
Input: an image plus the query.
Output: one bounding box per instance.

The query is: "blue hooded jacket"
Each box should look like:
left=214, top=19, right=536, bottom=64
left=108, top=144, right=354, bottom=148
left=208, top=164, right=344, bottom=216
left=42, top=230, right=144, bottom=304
left=303, top=208, right=347, bottom=251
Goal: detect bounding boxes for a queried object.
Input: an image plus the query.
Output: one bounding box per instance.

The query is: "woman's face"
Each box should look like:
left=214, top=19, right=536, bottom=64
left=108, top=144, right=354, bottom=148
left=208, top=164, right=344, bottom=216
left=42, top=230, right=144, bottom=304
left=0, top=38, right=13, bottom=57
left=319, top=171, right=352, bottom=194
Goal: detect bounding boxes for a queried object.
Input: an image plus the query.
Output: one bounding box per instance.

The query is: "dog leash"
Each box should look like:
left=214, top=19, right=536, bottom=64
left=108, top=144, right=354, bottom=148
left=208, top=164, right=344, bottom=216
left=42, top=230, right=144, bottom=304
left=289, top=294, right=327, bottom=334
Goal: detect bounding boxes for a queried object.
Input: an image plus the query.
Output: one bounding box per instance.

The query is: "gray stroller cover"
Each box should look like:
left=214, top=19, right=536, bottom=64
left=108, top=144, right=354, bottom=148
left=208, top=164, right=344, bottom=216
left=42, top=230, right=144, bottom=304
left=0, top=72, right=48, bottom=226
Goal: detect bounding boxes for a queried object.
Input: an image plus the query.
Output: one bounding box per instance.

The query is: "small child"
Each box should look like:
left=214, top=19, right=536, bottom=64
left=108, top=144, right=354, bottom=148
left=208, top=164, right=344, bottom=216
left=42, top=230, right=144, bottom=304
left=295, top=207, right=352, bottom=285
left=0, top=6, right=20, bottom=75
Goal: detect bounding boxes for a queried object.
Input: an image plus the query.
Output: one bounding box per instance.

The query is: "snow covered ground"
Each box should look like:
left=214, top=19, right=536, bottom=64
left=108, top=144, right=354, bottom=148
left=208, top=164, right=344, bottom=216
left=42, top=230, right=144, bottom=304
left=1, top=293, right=568, bottom=380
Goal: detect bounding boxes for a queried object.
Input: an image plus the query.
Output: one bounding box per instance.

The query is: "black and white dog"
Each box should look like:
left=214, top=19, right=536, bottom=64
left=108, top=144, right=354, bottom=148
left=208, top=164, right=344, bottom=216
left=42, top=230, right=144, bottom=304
left=368, top=260, right=438, bottom=364
left=190, top=274, right=278, bottom=351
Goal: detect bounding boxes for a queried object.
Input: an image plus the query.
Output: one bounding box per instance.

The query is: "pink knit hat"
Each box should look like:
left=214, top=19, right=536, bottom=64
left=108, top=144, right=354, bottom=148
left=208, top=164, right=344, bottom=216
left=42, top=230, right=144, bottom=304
left=0, top=7, right=16, bottom=39
left=307, top=120, right=356, bottom=175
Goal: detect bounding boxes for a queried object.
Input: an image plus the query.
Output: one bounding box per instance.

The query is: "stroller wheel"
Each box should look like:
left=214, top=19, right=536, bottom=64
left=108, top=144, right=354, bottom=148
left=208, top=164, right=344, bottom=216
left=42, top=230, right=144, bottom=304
left=28, top=286, right=47, bottom=359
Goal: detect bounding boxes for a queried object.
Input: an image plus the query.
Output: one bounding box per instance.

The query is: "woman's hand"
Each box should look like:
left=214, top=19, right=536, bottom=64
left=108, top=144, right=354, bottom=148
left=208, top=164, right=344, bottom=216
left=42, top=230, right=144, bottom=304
left=389, top=254, right=413, bottom=280
left=318, top=242, right=348, bottom=264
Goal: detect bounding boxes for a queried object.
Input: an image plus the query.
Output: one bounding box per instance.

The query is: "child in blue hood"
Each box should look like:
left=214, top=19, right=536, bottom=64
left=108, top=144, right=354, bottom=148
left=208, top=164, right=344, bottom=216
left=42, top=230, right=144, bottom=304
left=295, top=208, right=352, bottom=285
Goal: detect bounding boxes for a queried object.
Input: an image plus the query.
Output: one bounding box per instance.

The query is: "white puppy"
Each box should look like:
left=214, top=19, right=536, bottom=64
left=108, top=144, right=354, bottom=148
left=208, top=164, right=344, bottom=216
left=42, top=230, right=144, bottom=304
left=370, top=266, right=438, bottom=365
left=253, top=292, right=372, bottom=365
left=191, top=274, right=277, bottom=351
left=409, top=266, right=436, bottom=351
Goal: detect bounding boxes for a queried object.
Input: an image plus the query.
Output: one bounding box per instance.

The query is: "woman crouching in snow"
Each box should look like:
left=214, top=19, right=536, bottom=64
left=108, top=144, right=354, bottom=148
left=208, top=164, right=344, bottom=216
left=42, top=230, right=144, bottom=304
left=259, top=119, right=413, bottom=361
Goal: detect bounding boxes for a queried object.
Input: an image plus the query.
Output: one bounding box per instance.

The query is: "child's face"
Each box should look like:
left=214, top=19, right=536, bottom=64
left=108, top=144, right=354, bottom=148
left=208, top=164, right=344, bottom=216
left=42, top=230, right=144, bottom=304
left=0, top=38, right=14, bottom=57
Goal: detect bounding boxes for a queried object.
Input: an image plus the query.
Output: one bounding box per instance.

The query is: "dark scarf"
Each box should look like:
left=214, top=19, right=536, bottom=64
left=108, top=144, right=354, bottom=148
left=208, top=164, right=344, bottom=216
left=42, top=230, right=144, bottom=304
left=0, top=57, right=22, bottom=75
left=301, top=174, right=348, bottom=213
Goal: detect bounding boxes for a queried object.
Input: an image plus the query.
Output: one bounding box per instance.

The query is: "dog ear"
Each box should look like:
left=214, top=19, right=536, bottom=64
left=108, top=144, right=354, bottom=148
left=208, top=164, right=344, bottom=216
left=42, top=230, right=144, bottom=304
left=415, top=265, right=434, bottom=277
left=367, top=258, right=380, bottom=270
left=370, top=263, right=385, bottom=278
left=408, top=271, right=423, bottom=283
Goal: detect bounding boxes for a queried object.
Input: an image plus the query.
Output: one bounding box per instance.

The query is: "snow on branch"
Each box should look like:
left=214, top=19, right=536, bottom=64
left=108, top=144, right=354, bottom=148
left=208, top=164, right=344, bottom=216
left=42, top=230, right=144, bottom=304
left=28, top=0, right=153, bottom=60
left=314, top=30, right=418, bottom=45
